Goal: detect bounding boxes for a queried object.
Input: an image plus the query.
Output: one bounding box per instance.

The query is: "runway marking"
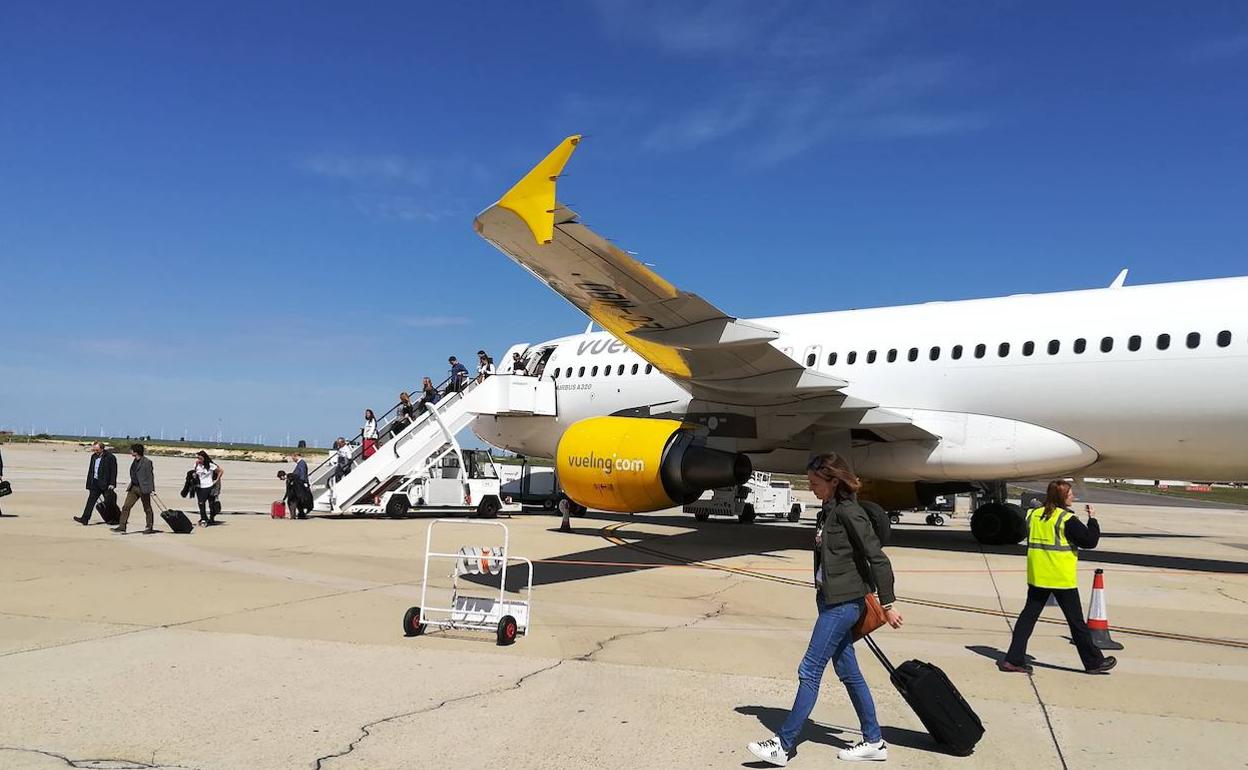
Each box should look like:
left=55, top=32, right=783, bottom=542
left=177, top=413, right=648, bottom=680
left=597, top=522, right=1248, bottom=651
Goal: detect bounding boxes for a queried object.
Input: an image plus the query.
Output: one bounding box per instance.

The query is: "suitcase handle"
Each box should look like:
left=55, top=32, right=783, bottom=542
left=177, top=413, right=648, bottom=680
left=863, top=634, right=896, bottom=675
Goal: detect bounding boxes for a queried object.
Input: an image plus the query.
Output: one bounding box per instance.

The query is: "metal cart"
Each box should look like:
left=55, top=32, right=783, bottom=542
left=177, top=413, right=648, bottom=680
left=402, top=519, right=533, bottom=646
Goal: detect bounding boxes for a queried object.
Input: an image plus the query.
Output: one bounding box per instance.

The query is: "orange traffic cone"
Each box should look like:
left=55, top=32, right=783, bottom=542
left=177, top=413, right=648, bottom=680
left=1086, top=568, right=1124, bottom=650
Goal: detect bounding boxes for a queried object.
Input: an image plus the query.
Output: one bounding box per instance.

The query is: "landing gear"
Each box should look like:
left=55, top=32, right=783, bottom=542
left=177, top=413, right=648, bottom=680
left=556, top=495, right=584, bottom=532
left=860, top=500, right=892, bottom=547
left=788, top=503, right=801, bottom=523
left=971, top=502, right=1026, bottom=545
left=738, top=503, right=756, bottom=525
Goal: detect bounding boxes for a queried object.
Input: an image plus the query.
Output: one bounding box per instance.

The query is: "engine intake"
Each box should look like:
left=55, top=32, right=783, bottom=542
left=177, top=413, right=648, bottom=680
left=557, top=417, right=751, bottom=513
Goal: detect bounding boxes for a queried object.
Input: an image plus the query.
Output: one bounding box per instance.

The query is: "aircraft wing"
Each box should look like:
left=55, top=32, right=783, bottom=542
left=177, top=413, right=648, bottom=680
left=473, top=134, right=929, bottom=437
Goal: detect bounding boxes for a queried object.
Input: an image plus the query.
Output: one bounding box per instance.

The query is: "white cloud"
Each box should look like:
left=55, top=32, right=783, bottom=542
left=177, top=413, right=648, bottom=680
left=299, top=154, right=431, bottom=186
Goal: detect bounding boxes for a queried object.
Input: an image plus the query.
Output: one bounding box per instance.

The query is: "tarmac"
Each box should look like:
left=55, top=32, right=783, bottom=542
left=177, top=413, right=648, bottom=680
left=0, top=441, right=1245, bottom=770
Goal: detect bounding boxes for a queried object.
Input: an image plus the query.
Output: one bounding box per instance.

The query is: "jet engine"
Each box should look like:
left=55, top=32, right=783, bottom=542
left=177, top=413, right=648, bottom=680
left=556, top=417, right=751, bottom=513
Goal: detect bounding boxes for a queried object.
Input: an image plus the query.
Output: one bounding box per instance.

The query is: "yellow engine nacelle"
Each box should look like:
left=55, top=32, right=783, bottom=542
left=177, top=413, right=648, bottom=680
left=556, top=417, right=752, bottom=513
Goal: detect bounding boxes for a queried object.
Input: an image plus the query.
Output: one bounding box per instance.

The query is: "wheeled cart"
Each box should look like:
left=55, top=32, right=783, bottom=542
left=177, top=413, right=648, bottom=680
left=402, top=519, right=533, bottom=646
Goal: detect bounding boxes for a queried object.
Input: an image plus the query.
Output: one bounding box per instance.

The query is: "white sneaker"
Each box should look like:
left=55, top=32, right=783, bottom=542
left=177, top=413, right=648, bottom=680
left=838, top=740, right=888, bottom=762
left=747, top=736, right=789, bottom=767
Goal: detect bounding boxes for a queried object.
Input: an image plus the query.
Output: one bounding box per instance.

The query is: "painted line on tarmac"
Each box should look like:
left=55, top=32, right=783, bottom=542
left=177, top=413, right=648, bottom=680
left=598, top=522, right=1248, bottom=651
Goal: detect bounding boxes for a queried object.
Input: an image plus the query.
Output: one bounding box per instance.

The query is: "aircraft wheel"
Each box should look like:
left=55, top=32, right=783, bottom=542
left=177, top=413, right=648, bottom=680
left=738, top=503, right=756, bottom=524
left=971, top=502, right=1026, bottom=545
left=403, top=606, right=426, bottom=637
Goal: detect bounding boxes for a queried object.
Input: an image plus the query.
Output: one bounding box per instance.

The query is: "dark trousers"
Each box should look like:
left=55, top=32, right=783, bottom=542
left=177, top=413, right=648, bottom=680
left=82, top=485, right=108, bottom=522
left=195, top=488, right=215, bottom=522
left=1006, top=585, right=1105, bottom=670
left=119, top=487, right=154, bottom=529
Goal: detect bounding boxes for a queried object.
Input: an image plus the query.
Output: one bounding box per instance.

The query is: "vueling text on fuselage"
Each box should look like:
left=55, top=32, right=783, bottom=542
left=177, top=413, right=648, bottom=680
left=565, top=451, right=646, bottom=475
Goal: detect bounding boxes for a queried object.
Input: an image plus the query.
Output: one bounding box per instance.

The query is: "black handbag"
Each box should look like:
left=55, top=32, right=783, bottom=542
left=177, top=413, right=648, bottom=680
left=0, top=480, right=11, bottom=498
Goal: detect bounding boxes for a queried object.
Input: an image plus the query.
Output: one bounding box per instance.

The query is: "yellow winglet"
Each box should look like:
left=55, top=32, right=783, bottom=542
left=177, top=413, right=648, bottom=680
left=497, top=135, right=581, bottom=245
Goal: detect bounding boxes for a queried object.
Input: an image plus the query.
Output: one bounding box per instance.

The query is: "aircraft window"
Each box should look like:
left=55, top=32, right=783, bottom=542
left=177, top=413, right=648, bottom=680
left=645, top=364, right=653, bottom=374
left=974, top=344, right=986, bottom=359
left=1128, top=335, right=1141, bottom=351
left=1048, top=339, right=1060, bottom=355
left=1100, top=336, right=1113, bottom=353
left=1217, top=330, right=1232, bottom=347
left=551, top=369, right=558, bottom=378
left=951, top=345, right=963, bottom=360
left=603, top=365, right=610, bottom=377
left=867, top=350, right=877, bottom=364
left=1074, top=338, right=1086, bottom=354
left=929, top=346, right=940, bottom=361
left=1187, top=332, right=1200, bottom=349
left=887, top=349, right=898, bottom=363
left=908, top=347, right=918, bottom=362
left=847, top=351, right=858, bottom=365
left=806, top=353, right=816, bottom=367
left=1023, top=341, right=1035, bottom=357
left=591, top=366, right=599, bottom=376
left=618, top=364, right=625, bottom=375
left=578, top=367, right=585, bottom=377
left=827, top=352, right=838, bottom=366
left=1157, top=333, right=1170, bottom=350
left=998, top=342, right=1010, bottom=357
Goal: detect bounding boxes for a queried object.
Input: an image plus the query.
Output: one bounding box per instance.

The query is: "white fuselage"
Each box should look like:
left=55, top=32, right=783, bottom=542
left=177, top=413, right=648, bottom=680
left=473, top=276, right=1248, bottom=481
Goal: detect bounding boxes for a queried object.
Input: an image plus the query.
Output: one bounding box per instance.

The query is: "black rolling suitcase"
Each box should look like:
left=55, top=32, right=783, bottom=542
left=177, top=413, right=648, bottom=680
left=155, top=494, right=194, bottom=534
left=864, top=635, right=984, bottom=756
left=96, top=489, right=122, bottom=525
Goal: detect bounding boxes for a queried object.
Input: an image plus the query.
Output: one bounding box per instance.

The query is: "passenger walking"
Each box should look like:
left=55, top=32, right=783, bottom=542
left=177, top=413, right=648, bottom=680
left=289, top=452, right=311, bottom=518
left=999, top=480, right=1116, bottom=675
left=362, top=409, right=379, bottom=459
left=748, top=454, right=902, bottom=765
left=333, top=438, right=354, bottom=482
left=419, top=377, right=441, bottom=412
left=114, top=443, right=156, bottom=534
left=391, top=392, right=416, bottom=436
left=192, top=451, right=223, bottom=526
left=75, top=442, right=117, bottom=525
left=0, top=444, right=6, bottom=516
left=477, top=350, right=495, bottom=381
left=447, top=356, right=469, bottom=393
left=511, top=352, right=528, bottom=376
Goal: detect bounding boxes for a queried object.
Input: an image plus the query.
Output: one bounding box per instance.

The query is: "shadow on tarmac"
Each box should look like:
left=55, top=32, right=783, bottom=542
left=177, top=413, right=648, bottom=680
left=735, top=705, right=952, bottom=758
left=965, top=645, right=1085, bottom=675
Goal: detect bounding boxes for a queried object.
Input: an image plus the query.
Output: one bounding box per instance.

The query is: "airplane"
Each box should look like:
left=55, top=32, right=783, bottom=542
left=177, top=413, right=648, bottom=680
left=469, top=135, right=1248, bottom=545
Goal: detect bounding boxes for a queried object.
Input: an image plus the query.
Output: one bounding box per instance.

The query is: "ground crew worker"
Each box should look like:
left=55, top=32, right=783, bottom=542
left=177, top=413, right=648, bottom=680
left=999, top=479, right=1117, bottom=674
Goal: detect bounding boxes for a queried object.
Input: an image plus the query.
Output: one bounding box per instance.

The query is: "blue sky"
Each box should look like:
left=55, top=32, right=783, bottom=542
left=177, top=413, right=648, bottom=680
left=1, top=1, right=1245, bottom=445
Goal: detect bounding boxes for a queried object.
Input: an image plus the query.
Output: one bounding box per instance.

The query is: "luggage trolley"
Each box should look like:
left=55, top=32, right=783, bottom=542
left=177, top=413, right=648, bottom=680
left=402, top=519, right=533, bottom=646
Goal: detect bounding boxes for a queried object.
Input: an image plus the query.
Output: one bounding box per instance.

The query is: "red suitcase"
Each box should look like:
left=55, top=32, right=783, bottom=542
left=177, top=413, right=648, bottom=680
left=271, top=501, right=287, bottom=519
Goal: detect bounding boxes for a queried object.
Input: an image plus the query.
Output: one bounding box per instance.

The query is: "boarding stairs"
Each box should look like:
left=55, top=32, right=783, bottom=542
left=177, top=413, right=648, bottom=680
left=310, top=373, right=556, bottom=513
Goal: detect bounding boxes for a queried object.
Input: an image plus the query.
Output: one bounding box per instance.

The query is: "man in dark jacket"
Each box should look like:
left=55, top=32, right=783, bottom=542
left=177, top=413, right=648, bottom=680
left=0, top=444, right=6, bottom=516
left=115, top=443, right=156, bottom=534
left=75, top=442, right=117, bottom=525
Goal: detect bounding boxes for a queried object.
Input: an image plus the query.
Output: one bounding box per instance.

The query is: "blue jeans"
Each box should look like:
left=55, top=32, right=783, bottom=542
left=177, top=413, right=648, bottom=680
left=777, top=596, right=881, bottom=751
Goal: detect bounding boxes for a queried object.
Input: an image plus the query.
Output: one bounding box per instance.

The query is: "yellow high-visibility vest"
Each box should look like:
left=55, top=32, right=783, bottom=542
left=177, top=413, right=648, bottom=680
left=1025, top=506, right=1078, bottom=589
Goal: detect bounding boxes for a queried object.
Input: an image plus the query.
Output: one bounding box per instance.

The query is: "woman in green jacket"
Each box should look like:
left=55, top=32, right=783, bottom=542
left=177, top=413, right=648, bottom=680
left=748, top=453, right=902, bottom=765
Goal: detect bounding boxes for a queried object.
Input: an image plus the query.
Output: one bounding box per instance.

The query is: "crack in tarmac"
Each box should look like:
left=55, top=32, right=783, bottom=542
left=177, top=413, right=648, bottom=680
left=0, top=746, right=200, bottom=769
left=310, top=599, right=730, bottom=768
